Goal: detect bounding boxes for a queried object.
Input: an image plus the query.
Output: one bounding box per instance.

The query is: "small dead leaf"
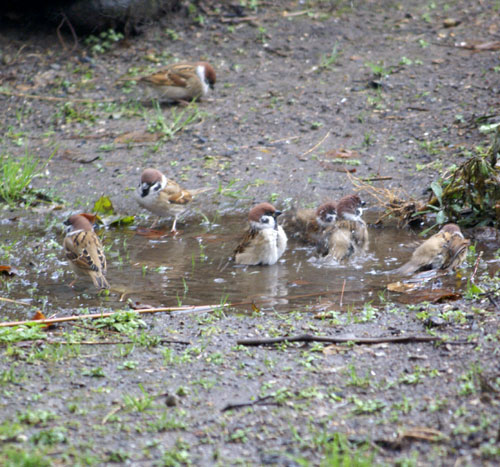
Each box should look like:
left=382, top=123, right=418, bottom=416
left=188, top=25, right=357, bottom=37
left=251, top=303, right=260, bottom=313
left=457, top=41, right=500, bottom=51
left=396, top=289, right=462, bottom=305
left=324, top=148, right=361, bottom=159
left=322, top=344, right=348, bottom=355
left=0, top=265, right=17, bottom=277
left=61, top=149, right=100, bottom=164
left=33, top=310, right=54, bottom=329
left=114, top=130, right=162, bottom=144
left=400, top=427, right=447, bottom=442
left=135, top=227, right=169, bottom=238
left=443, top=18, right=460, bottom=28
left=387, top=281, right=417, bottom=293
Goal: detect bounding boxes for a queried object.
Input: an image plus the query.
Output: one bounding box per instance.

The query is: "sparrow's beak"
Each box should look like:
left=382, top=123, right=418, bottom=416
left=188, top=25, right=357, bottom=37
left=63, top=219, right=70, bottom=226
left=273, top=210, right=282, bottom=218
left=360, top=200, right=367, bottom=207
left=209, top=82, right=215, bottom=90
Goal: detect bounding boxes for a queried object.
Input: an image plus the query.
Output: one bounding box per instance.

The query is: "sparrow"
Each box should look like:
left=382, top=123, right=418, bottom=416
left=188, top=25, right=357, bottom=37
left=234, top=203, right=288, bottom=266
left=281, top=201, right=337, bottom=245
left=138, top=61, right=216, bottom=102
left=319, top=194, right=368, bottom=261
left=135, top=168, right=211, bottom=231
left=63, top=214, right=109, bottom=290
left=393, top=223, right=470, bottom=275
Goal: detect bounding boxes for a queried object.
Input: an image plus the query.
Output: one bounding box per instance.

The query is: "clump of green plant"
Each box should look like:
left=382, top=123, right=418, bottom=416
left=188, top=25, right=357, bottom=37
left=92, top=310, right=147, bottom=334
left=0, top=150, right=51, bottom=205
left=84, top=29, right=124, bottom=54
left=146, top=102, right=204, bottom=142
left=318, top=43, right=341, bottom=71
left=0, top=325, right=47, bottom=343
left=422, top=128, right=500, bottom=227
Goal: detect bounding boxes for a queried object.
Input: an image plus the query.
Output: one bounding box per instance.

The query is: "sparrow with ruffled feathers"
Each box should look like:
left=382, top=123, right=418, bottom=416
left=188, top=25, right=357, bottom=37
left=281, top=201, right=337, bottom=246
left=234, top=203, right=287, bottom=266
left=394, top=223, right=469, bottom=275
left=138, top=61, right=216, bottom=103
left=63, top=214, right=109, bottom=290
left=320, top=194, right=368, bottom=261
left=135, top=168, right=211, bottom=232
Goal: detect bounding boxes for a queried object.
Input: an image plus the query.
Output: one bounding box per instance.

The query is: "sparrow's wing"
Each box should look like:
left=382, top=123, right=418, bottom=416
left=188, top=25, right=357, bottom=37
left=140, top=68, right=190, bottom=88
left=234, top=228, right=258, bottom=257
left=159, top=179, right=193, bottom=205
left=394, top=232, right=450, bottom=275
left=442, top=235, right=470, bottom=270
left=64, top=231, right=109, bottom=288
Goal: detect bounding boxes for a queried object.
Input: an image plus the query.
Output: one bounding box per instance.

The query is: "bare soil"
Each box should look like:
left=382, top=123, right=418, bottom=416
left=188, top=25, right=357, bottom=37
left=1, top=1, right=500, bottom=465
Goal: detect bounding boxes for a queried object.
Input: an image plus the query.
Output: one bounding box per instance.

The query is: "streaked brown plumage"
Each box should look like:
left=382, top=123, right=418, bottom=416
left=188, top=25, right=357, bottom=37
left=234, top=203, right=287, bottom=266
left=138, top=61, right=216, bottom=102
left=320, top=194, right=368, bottom=261
left=64, top=214, right=109, bottom=290
left=281, top=201, right=337, bottom=245
left=394, top=223, right=469, bottom=275
left=135, top=168, right=211, bottom=231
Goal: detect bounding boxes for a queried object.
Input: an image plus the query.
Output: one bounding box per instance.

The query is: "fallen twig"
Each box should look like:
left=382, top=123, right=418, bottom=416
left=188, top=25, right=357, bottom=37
left=222, top=395, right=277, bottom=412
left=470, top=250, right=483, bottom=283
left=361, top=176, right=393, bottom=182
left=0, top=304, right=223, bottom=328
left=0, top=296, right=32, bottom=306
left=298, top=130, right=331, bottom=160
left=0, top=90, right=114, bottom=104
left=13, top=337, right=191, bottom=347
left=237, top=333, right=442, bottom=346
left=0, top=288, right=374, bottom=329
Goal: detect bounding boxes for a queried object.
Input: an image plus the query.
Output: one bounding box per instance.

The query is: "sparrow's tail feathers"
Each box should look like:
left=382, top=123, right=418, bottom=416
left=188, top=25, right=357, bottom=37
left=391, top=261, right=417, bottom=276
left=188, top=187, right=213, bottom=197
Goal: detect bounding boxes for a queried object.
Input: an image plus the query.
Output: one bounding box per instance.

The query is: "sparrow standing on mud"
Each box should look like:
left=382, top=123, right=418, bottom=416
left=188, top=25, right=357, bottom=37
left=63, top=214, right=109, bottom=290
left=393, top=223, right=469, bottom=275
left=234, top=203, right=288, bottom=266
left=281, top=201, right=337, bottom=245
left=138, top=61, right=216, bottom=103
left=320, top=194, right=369, bottom=261
left=135, top=168, right=211, bottom=231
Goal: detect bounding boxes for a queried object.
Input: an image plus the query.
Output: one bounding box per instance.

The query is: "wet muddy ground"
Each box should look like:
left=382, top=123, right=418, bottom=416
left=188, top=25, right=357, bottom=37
left=1, top=0, right=500, bottom=465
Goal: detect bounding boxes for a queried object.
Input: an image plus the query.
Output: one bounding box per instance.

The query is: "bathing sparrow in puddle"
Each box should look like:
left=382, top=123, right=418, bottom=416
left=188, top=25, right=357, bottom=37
left=393, top=223, right=469, bottom=275
left=319, top=194, right=368, bottom=261
left=281, top=201, right=337, bottom=246
left=63, top=213, right=109, bottom=290
left=234, top=203, right=288, bottom=266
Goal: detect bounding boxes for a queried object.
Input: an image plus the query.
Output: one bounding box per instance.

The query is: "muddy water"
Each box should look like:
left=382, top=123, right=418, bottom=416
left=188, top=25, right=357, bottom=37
left=0, top=213, right=491, bottom=320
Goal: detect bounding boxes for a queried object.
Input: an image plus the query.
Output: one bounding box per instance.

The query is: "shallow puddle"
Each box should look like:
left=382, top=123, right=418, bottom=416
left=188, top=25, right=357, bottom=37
left=0, top=213, right=497, bottom=320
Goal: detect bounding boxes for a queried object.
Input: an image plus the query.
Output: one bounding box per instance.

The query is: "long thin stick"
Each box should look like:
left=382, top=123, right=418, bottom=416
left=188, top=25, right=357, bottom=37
left=0, top=297, right=32, bottom=306
left=237, top=334, right=442, bottom=346
left=0, top=90, right=114, bottom=104
left=0, top=304, right=221, bottom=328
left=13, top=337, right=191, bottom=347
left=222, top=395, right=276, bottom=412
left=298, top=130, right=331, bottom=160
left=0, top=287, right=368, bottom=328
